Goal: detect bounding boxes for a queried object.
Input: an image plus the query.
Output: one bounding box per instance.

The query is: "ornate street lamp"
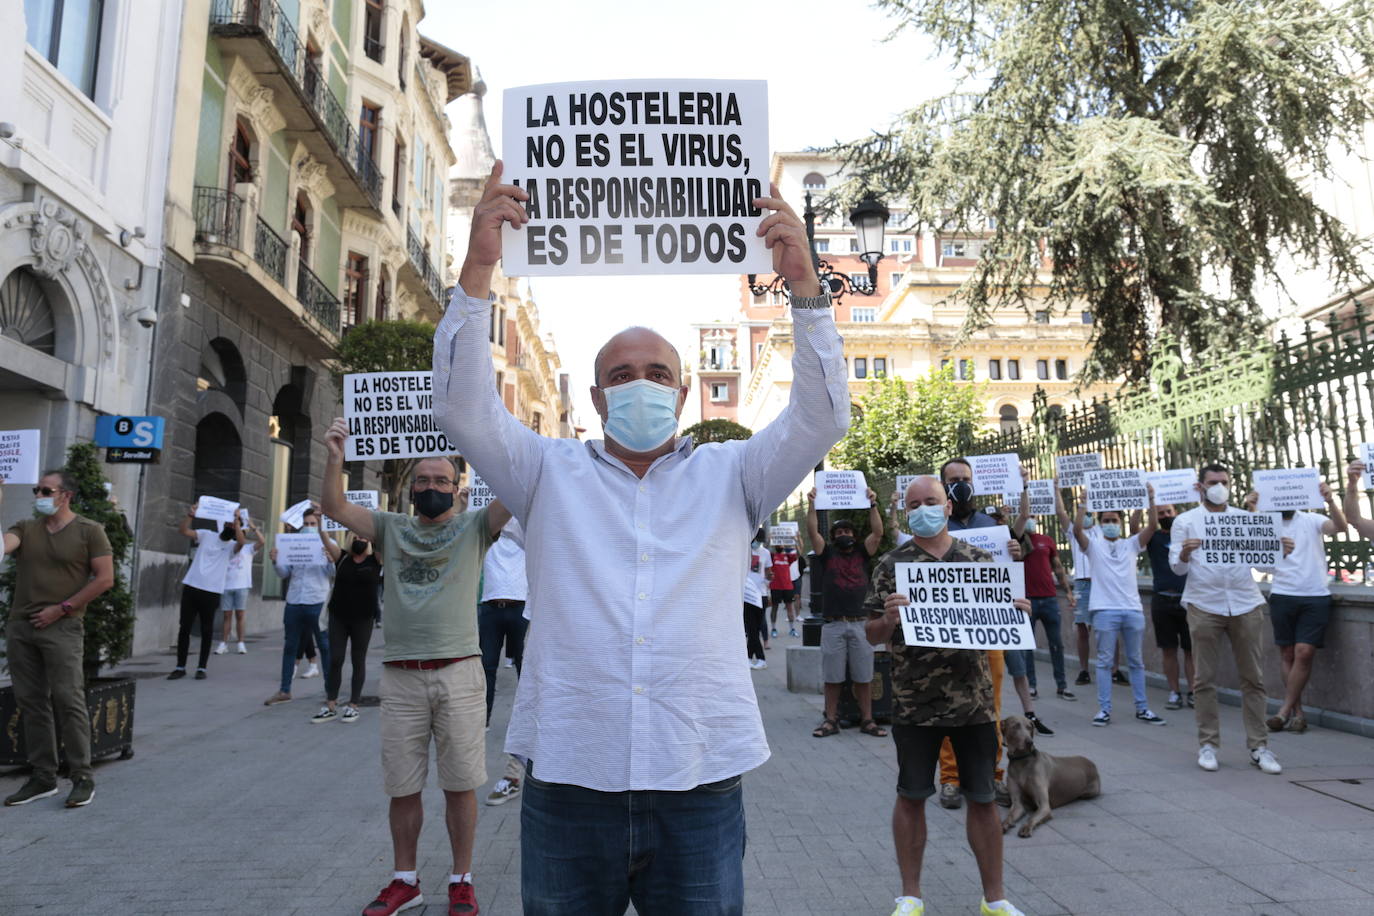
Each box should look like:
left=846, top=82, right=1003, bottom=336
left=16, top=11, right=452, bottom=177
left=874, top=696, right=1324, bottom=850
left=747, top=191, right=889, bottom=303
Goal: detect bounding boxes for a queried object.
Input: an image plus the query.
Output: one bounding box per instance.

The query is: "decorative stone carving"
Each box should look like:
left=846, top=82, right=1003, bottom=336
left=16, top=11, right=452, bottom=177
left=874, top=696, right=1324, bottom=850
left=308, top=4, right=329, bottom=37
left=295, top=155, right=336, bottom=201
left=24, top=198, right=89, bottom=280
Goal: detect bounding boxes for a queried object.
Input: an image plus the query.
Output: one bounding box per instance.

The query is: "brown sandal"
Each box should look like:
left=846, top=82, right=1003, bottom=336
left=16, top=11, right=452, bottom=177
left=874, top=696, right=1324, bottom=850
left=812, top=717, right=839, bottom=738
left=860, top=719, right=888, bottom=738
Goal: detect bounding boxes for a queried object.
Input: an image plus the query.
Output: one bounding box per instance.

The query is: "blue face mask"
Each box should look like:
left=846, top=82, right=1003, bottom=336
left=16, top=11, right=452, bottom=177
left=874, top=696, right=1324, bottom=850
left=601, top=379, right=680, bottom=453
left=908, top=505, right=948, bottom=538
left=1024, top=519, right=1038, bottom=534
left=1101, top=522, right=1121, bottom=540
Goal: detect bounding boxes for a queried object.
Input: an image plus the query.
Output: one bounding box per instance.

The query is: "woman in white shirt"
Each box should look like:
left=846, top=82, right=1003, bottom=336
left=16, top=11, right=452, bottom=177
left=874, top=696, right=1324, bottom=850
left=1073, top=485, right=1166, bottom=727
left=216, top=511, right=264, bottom=655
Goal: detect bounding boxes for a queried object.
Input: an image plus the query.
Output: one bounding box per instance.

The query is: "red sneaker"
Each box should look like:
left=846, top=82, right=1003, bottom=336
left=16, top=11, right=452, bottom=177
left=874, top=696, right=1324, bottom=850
left=362, top=879, right=423, bottom=915
left=448, top=880, right=479, bottom=914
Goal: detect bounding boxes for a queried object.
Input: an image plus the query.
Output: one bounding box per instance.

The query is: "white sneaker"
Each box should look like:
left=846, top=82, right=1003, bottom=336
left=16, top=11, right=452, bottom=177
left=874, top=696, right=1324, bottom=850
left=981, top=900, right=1025, bottom=916
left=236, top=642, right=247, bottom=654
left=502, top=657, right=515, bottom=668
left=340, top=705, right=360, bottom=723
left=302, top=662, right=320, bottom=679
left=486, top=777, right=521, bottom=806
left=755, top=659, right=767, bottom=669
left=213, top=642, right=228, bottom=655
left=1198, top=743, right=1219, bottom=771
left=1251, top=746, right=1282, bottom=774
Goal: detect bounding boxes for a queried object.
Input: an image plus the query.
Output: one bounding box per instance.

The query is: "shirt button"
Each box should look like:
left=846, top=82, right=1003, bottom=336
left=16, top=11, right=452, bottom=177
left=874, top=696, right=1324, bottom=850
left=637, top=522, right=645, bottom=529
left=633, top=686, right=644, bottom=695
left=638, top=592, right=647, bottom=600
left=635, top=636, right=645, bottom=645
left=808, top=324, right=815, bottom=331
left=641, top=553, right=650, bottom=562
left=639, top=485, right=646, bottom=492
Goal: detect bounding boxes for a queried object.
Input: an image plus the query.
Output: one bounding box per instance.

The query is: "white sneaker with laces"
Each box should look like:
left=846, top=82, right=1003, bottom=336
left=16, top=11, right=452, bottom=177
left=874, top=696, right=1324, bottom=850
left=981, top=899, right=1025, bottom=916
left=213, top=642, right=228, bottom=655
left=486, top=777, right=521, bottom=806
left=310, top=705, right=337, bottom=723
left=340, top=705, right=359, bottom=723
left=1251, top=746, right=1282, bottom=774
left=755, top=659, right=767, bottom=669
left=1198, top=743, right=1219, bottom=771
left=236, top=642, right=247, bottom=654
left=302, top=662, right=320, bottom=679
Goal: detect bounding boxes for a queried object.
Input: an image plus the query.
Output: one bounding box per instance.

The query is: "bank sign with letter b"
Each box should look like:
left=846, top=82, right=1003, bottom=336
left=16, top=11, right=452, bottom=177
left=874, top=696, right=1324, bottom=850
left=96, top=416, right=165, bottom=464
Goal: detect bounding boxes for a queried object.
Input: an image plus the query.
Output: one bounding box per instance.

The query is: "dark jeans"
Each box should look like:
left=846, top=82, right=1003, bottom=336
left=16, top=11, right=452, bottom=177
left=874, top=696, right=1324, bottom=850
left=280, top=603, right=329, bottom=694
left=295, top=625, right=316, bottom=661
left=1028, top=595, right=1067, bottom=690
left=6, top=616, right=91, bottom=783
left=521, top=767, right=745, bottom=915
left=743, top=602, right=766, bottom=660
left=479, top=600, right=527, bottom=723
left=326, top=612, right=373, bottom=704
left=176, top=585, right=220, bottom=670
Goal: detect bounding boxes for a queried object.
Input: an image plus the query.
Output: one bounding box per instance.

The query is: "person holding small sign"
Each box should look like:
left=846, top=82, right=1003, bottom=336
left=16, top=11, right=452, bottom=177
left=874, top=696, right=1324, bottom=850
left=1072, top=485, right=1167, bottom=728
left=1169, top=464, right=1294, bottom=775
left=169, top=504, right=245, bottom=681
left=1345, top=460, right=1374, bottom=542
left=434, top=162, right=849, bottom=915
left=1242, top=481, right=1346, bottom=734
left=216, top=510, right=263, bottom=656
left=263, top=506, right=338, bottom=706
left=865, top=476, right=1029, bottom=916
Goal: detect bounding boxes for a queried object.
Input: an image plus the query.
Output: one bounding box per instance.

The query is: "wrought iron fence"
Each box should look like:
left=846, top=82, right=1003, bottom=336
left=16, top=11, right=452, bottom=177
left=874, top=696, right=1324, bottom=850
left=957, top=302, right=1374, bottom=580
left=406, top=226, right=445, bottom=305
left=192, top=186, right=242, bottom=247
left=295, top=261, right=342, bottom=334
left=253, top=218, right=288, bottom=286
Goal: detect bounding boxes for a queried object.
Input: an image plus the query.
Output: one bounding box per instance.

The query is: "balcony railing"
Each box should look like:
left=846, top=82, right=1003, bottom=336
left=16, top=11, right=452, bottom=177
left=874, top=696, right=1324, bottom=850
left=254, top=218, right=289, bottom=286
left=193, top=186, right=243, bottom=247
left=296, top=261, right=342, bottom=333
left=364, top=35, right=384, bottom=63
left=406, top=226, right=445, bottom=305
left=210, top=0, right=382, bottom=207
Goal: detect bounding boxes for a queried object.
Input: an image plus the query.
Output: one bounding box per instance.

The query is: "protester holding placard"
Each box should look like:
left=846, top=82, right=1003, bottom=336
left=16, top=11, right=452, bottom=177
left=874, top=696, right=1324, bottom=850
left=1169, top=464, right=1293, bottom=775
left=1, top=472, right=114, bottom=809
left=768, top=541, right=799, bottom=639
left=168, top=504, right=245, bottom=682
left=1073, top=484, right=1167, bottom=727
left=1055, top=484, right=1111, bottom=688
left=433, top=164, right=848, bottom=913
left=1245, top=481, right=1346, bottom=734
left=216, top=511, right=263, bottom=656
left=310, top=532, right=382, bottom=725
left=864, top=476, right=1029, bottom=916
left=1146, top=504, right=1194, bottom=710
left=263, top=506, right=338, bottom=707
left=1345, top=461, right=1374, bottom=541
left=808, top=485, right=886, bottom=738
left=743, top=530, right=771, bottom=669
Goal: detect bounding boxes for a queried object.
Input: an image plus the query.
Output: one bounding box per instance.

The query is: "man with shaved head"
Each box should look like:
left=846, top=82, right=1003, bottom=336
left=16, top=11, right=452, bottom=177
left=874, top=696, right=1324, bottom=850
left=432, top=161, right=850, bottom=915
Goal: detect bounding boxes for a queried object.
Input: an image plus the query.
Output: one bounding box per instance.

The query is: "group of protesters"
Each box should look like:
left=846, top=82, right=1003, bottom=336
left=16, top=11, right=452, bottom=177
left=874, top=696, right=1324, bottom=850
left=4, top=161, right=1374, bottom=916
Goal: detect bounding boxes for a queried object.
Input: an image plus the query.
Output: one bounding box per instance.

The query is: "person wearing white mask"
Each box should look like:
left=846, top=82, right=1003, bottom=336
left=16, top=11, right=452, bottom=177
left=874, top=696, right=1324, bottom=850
left=431, top=163, right=848, bottom=914
left=1169, top=464, right=1294, bottom=774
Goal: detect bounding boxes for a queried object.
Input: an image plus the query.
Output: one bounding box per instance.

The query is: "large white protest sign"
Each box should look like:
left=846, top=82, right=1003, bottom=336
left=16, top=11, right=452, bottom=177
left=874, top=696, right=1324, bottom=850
left=1084, top=468, right=1149, bottom=512
left=966, top=453, right=1021, bottom=496
left=949, top=525, right=1014, bottom=563
left=275, top=532, right=330, bottom=566
left=894, top=562, right=1031, bottom=650
left=343, top=372, right=457, bottom=462
left=1056, top=452, right=1102, bottom=488
left=1254, top=468, right=1324, bottom=512
left=502, top=79, right=772, bottom=277
left=279, top=498, right=313, bottom=530
left=466, top=474, right=495, bottom=512
left=324, top=490, right=379, bottom=531
left=1146, top=469, right=1198, bottom=505
left=1359, top=443, right=1374, bottom=490
left=896, top=475, right=920, bottom=502
left=767, top=526, right=795, bottom=546
left=1200, top=512, right=1281, bottom=567
left=814, top=470, right=869, bottom=510
left=0, top=429, right=41, bottom=485
left=195, top=495, right=240, bottom=525
left=1005, top=479, right=1055, bottom=516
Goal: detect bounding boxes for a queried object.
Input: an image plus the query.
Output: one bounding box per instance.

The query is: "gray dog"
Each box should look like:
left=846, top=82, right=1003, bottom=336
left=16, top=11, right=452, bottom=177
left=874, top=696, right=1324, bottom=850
left=1000, top=714, right=1101, bottom=837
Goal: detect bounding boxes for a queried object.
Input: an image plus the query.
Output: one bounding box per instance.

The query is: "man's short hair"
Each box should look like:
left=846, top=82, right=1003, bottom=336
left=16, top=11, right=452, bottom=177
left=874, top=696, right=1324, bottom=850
left=41, top=469, right=80, bottom=493
left=1199, top=462, right=1229, bottom=479
left=413, top=456, right=461, bottom=481
left=830, top=519, right=856, bottom=538
left=939, top=458, right=971, bottom=482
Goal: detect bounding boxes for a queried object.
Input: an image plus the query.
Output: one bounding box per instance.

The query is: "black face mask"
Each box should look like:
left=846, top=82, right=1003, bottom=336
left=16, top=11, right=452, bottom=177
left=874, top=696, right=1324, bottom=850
left=834, top=535, right=857, bottom=550
left=1281, top=510, right=1296, bottom=521
left=351, top=539, right=368, bottom=555
left=219, top=527, right=235, bottom=541
left=1159, top=516, right=1174, bottom=531
left=945, top=481, right=974, bottom=505
left=413, top=488, right=454, bottom=519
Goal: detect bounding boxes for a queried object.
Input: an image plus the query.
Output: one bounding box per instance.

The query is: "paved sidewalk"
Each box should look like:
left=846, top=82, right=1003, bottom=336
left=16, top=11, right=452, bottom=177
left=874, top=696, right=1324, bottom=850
left=2, top=626, right=1373, bottom=915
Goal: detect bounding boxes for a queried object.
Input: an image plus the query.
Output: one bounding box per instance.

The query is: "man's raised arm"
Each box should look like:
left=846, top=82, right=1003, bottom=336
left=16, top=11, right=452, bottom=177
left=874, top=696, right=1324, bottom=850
left=432, top=162, right=545, bottom=522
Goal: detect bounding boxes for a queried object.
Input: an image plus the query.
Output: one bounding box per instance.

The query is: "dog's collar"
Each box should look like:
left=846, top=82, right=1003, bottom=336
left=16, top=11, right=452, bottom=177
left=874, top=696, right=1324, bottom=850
left=1007, top=744, right=1037, bottom=761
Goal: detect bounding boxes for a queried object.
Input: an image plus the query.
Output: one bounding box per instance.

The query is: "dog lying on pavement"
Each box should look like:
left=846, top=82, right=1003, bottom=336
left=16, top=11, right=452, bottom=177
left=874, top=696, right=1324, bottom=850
left=1000, top=714, right=1101, bottom=837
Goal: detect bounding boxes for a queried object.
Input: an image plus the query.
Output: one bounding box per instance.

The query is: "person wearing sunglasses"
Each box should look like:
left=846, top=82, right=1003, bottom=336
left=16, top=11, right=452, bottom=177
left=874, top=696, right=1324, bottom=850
left=2, top=472, right=115, bottom=809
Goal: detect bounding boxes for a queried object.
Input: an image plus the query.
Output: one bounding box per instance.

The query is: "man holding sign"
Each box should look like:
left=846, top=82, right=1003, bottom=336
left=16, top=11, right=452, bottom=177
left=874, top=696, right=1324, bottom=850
left=865, top=476, right=1029, bottom=916
left=433, top=161, right=849, bottom=914
left=263, top=506, right=338, bottom=706
left=169, top=504, right=245, bottom=681
left=1169, top=464, right=1293, bottom=775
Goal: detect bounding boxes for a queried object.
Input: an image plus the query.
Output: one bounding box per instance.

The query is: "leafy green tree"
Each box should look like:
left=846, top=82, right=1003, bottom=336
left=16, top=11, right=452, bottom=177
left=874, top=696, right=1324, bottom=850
left=831, top=0, right=1374, bottom=382
left=335, top=320, right=439, bottom=508
left=682, top=418, right=753, bottom=443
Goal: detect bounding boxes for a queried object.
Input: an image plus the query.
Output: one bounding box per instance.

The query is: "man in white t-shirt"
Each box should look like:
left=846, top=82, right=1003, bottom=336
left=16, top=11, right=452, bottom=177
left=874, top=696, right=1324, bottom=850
left=169, top=504, right=244, bottom=680
left=1073, top=485, right=1166, bottom=728
left=1247, top=482, right=1346, bottom=734
left=216, top=509, right=264, bottom=655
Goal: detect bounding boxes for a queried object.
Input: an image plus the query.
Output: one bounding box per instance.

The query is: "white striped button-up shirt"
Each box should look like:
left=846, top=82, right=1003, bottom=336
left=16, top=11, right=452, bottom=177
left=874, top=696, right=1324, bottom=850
left=433, top=286, right=849, bottom=791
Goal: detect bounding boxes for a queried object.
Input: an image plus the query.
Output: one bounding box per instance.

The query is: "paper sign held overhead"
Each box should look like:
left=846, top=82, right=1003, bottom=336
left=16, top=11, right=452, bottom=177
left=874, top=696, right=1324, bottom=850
left=814, top=470, right=869, bottom=510
left=195, top=495, right=240, bottom=525
left=896, top=475, right=920, bottom=502
left=1145, top=469, right=1198, bottom=506
left=324, top=490, right=379, bottom=531
left=0, top=429, right=41, bottom=485
left=1358, top=443, right=1374, bottom=490
left=768, top=525, right=795, bottom=545
left=893, top=562, right=1031, bottom=650
left=502, top=79, right=772, bottom=277
left=1055, top=453, right=1102, bottom=488
left=279, top=499, right=314, bottom=530
left=1253, top=468, right=1324, bottom=512
left=275, top=533, right=331, bottom=566
left=966, top=453, right=1021, bottom=497
left=1004, top=480, right=1055, bottom=516
left=1084, top=469, right=1149, bottom=513
left=1200, top=513, right=1281, bottom=567
left=949, top=525, right=1014, bottom=563
left=466, top=474, right=495, bottom=512
left=343, top=372, right=457, bottom=462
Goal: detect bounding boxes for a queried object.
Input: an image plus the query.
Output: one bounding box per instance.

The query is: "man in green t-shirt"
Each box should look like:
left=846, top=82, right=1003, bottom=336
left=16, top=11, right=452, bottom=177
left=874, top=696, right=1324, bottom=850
left=322, top=419, right=510, bottom=916
left=2, top=471, right=115, bottom=809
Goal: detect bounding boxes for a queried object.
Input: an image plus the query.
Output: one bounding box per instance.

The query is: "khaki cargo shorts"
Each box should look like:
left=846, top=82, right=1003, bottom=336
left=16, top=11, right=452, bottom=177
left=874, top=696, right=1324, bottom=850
left=380, top=657, right=486, bottom=797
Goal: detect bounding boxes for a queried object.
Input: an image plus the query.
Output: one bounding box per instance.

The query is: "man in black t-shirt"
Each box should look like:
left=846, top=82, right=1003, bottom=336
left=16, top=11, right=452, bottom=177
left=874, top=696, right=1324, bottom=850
left=806, top=485, right=884, bottom=738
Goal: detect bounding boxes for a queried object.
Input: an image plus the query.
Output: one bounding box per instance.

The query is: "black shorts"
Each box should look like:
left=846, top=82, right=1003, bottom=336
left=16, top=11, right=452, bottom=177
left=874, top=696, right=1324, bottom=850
left=892, top=721, right=998, bottom=804
left=769, top=588, right=794, bottom=603
left=1269, top=594, right=1331, bottom=648
left=1150, top=593, right=1191, bottom=652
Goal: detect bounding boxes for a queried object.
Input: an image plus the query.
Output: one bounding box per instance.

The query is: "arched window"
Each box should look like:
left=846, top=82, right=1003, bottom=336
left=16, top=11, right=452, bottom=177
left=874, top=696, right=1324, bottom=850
left=0, top=267, right=58, bottom=356
left=228, top=119, right=254, bottom=187
left=999, top=404, right=1019, bottom=433
left=292, top=192, right=312, bottom=266
left=197, top=338, right=248, bottom=410
left=193, top=412, right=243, bottom=502
left=802, top=171, right=826, bottom=191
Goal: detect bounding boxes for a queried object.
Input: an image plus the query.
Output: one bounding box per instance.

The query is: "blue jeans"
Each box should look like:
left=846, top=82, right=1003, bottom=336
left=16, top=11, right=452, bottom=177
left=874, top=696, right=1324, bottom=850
left=280, top=602, right=329, bottom=694
left=479, top=600, right=528, bottom=723
left=1028, top=596, right=1067, bottom=690
left=521, top=768, right=746, bottom=915
left=1094, top=608, right=1147, bottom=714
